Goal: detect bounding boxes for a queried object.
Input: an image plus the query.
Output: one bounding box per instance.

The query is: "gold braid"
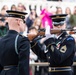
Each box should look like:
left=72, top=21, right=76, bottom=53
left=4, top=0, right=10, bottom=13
left=31, top=42, right=38, bottom=48
left=46, top=44, right=52, bottom=49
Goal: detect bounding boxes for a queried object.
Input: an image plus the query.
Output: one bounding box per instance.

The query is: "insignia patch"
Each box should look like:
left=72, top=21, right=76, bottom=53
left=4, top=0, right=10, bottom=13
left=60, top=45, right=67, bottom=53
left=50, top=45, right=54, bottom=52
left=67, top=37, right=74, bottom=41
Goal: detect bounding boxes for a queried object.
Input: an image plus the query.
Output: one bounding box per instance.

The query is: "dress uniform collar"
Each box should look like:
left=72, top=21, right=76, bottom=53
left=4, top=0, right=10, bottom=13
left=8, top=30, right=18, bottom=34
left=56, top=33, right=63, bottom=39
left=57, top=31, right=67, bottom=40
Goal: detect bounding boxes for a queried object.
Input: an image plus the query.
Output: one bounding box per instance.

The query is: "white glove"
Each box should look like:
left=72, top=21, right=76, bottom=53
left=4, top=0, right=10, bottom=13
left=45, top=23, right=54, bottom=39
left=45, top=24, right=51, bottom=37
left=40, top=23, right=55, bottom=44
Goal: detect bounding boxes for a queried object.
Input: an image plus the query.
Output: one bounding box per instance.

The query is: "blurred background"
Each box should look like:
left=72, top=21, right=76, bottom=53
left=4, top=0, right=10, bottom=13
left=0, top=1, right=76, bottom=75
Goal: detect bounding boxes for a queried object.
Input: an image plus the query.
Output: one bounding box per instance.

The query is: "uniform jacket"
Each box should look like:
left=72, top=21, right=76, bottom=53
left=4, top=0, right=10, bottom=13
left=0, top=30, right=30, bottom=75
left=31, top=32, right=75, bottom=75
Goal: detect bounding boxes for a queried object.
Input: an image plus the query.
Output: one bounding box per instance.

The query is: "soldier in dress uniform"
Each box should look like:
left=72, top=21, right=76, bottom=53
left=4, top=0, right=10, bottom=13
left=31, top=14, right=75, bottom=75
left=0, top=10, right=30, bottom=75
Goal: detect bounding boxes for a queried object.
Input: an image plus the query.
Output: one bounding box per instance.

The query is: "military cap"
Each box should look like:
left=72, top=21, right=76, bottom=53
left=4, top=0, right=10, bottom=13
left=6, top=10, right=27, bottom=19
left=50, top=14, right=67, bottom=26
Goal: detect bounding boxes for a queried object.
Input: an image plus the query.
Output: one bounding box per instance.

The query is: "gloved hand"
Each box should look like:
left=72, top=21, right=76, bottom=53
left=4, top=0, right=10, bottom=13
left=45, top=23, right=55, bottom=39
left=45, top=25, right=56, bottom=46
left=40, top=24, right=55, bottom=44
left=44, top=38, right=56, bottom=47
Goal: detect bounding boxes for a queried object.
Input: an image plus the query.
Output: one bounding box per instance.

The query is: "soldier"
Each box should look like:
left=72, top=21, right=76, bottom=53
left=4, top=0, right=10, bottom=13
left=31, top=14, right=75, bottom=75
left=0, top=10, right=30, bottom=75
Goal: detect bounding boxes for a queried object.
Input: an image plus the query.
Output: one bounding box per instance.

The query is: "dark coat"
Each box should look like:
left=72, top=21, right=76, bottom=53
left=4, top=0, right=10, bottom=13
left=31, top=32, right=75, bottom=75
left=0, top=30, right=30, bottom=75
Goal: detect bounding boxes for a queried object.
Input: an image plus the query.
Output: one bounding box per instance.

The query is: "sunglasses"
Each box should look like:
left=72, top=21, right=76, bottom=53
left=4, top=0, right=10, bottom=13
left=53, top=21, right=64, bottom=26
left=54, top=24, right=64, bottom=26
